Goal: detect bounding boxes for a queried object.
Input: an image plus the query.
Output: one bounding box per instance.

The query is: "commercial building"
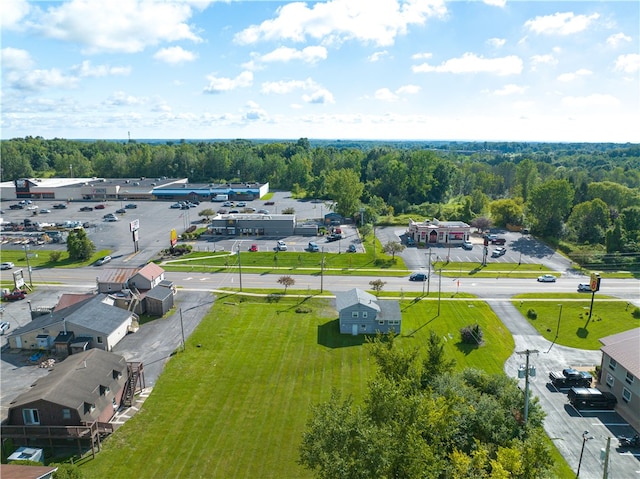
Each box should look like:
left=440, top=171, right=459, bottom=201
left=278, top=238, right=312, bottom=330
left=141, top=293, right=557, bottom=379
left=406, top=218, right=471, bottom=246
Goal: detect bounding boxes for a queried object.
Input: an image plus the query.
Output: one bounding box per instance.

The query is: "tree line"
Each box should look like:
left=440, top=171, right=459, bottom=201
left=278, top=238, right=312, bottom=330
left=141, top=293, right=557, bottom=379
left=2, top=137, right=639, bottom=266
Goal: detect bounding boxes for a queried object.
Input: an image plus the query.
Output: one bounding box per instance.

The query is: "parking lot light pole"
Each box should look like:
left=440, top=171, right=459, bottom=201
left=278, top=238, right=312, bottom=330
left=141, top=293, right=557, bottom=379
left=576, top=431, right=594, bottom=477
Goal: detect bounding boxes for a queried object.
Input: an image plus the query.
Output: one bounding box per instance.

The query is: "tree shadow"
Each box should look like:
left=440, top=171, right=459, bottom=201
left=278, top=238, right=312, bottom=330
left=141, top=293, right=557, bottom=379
left=454, top=341, right=481, bottom=356
left=576, top=327, right=589, bottom=338
left=317, top=319, right=366, bottom=348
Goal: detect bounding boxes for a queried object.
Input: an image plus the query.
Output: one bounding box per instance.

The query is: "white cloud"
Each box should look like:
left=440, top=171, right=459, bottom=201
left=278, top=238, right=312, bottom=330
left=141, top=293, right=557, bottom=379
left=524, top=12, right=600, bottom=36
left=396, top=84, right=420, bottom=95
left=105, top=91, right=145, bottom=106
left=368, top=50, right=389, bottom=62
left=259, top=46, right=328, bottom=64
left=412, top=52, right=433, bottom=60
left=483, top=0, right=506, bottom=7
left=413, top=52, right=523, bottom=76
left=154, top=46, right=198, bottom=65
left=261, top=78, right=319, bottom=94
left=375, top=84, right=420, bottom=101
left=0, top=0, right=31, bottom=29
left=10, top=68, right=79, bottom=91
left=614, top=53, right=640, bottom=74
left=203, top=71, right=253, bottom=94
left=606, top=32, right=631, bottom=48
left=74, top=60, right=131, bottom=77
left=242, top=101, right=269, bottom=122
left=375, top=88, right=398, bottom=101
left=557, top=69, right=592, bottom=82
left=562, top=94, right=619, bottom=108
left=234, top=0, right=448, bottom=47
left=530, top=53, right=558, bottom=70
left=31, top=0, right=203, bottom=54
left=491, top=84, right=527, bottom=96
left=486, top=37, right=506, bottom=48
left=1, top=47, right=34, bottom=70
left=302, top=89, right=335, bottom=104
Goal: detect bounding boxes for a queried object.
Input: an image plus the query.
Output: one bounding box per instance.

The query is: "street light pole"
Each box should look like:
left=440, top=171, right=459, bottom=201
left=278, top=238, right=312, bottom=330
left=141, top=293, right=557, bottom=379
left=426, top=249, right=432, bottom=295
left=320, top=247, right=325, bottom=293
left=576, top=431, right=594, bottom=477
left=23, top=244, right=33, bottom=288
left=437, top=269, right=442, bottom=316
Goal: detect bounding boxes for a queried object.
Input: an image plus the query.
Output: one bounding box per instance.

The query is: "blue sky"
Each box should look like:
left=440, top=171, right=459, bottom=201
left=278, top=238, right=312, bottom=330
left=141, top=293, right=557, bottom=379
left=1, top=0, right=639, bottom=142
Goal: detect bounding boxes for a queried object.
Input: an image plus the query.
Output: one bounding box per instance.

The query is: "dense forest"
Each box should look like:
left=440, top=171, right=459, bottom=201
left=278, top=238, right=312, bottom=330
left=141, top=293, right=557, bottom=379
left=2, top=137, right=640, bottom=269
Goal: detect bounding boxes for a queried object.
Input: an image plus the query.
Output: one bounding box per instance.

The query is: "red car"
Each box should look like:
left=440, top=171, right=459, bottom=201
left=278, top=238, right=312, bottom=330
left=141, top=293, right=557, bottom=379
left=249, top=244, right=258, bottom=252
left=95, top=204, right=106, bottom=209
left=4, top=290, right=26, bottom=301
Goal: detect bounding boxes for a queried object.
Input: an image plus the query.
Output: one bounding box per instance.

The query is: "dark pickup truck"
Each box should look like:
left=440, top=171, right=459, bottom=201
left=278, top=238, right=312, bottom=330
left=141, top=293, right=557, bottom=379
left=549, top=368, right=593, bottom=388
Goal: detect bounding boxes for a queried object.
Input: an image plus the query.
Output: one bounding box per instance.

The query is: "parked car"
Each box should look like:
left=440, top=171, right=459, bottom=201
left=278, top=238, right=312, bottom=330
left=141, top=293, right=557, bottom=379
left=229, top=209, right=239, bottom=214
left=249, top=244, right=258, bottom=252
left=462, top=240, right=473, bottom=250
left=257, top=209, right=269, bottom=214
left=491, top=237, right=506, bottom=245
left=26, top=205, right=38, bottom=210
left=0, top=321, right=10, bottom=335
left=307, top=241, right=319, bottom=252
left=264, top=201, right=275, bottom=205
left=3, top=290, right=26, bottom=301
left=568, top=387, right=617, bottom=410
left=95, top=204, right=106, bottom=209
left=53, top=203, right=67, bottom=209
left=222, top=201, right=233, bottom=207
left=326, top=233, right=342, bottom=242
left=237, top=201, right=246, bottom=207
left=1, top=262, right=15, bottom=270
left=409, top=272, right=428, bottom=282
left=170, top=203, right=182, bottom=209
left=95, top=255, right=112, bottom=265
left=80, top=206, right=93, bottom=211
left=276, top=240, right=287, bottom=251
left=104, top=215, right=118, bottom=222
left=405, top=237, right=416, bottom=246
left=40, top=208, right=51, bottom=214
left=9, top=204, right=24, bottom=210
left=347, top=244, right=356, bottom=253
left=537, top=274, right=557, bottom=283
left=115, top=208, right=127, bottom=214
left=125, top=203, right=137, bottom=209
left=491, top=247, right=507, bottom=257
left=577, top=283, right=592, bottom=292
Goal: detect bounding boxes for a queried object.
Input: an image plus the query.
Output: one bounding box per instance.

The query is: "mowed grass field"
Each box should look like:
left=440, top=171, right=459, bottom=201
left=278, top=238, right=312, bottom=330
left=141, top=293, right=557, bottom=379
left=80, top=295, right=513, bottom=478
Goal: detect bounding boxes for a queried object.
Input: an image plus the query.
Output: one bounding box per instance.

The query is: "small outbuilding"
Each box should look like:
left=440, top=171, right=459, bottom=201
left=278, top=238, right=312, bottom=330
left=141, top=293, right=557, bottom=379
left=335, top=288, right=401, bottom=335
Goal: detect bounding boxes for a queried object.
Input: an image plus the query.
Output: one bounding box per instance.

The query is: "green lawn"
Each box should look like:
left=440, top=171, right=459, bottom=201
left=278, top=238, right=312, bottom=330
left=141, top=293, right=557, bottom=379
left=512, top=294, right=640, bottom=349
left=79, top=295, right=517, bottom=479
left=0, top=248, right=111, bottom=269
left=433, top=261, right=555, bottom=279
left=161, top=235, right=410, bottom=277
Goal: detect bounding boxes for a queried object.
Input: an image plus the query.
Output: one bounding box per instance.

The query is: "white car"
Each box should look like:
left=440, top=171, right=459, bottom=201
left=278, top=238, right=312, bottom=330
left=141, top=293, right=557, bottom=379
left=0, top=321, right=10, bottom=335
left=537, top=274, right=556, bottom=283
left=170, top=203, right=182, bottom=209
left=1, top=262, right=15, bottom=270
left=276, top=240, right=287, bottom=251
left=96, top=255, right=112, bottom=266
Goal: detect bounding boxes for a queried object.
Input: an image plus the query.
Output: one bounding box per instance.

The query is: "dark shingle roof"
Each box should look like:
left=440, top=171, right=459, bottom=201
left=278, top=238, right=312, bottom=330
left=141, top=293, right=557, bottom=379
left=335, top=288, right=380, bottom=312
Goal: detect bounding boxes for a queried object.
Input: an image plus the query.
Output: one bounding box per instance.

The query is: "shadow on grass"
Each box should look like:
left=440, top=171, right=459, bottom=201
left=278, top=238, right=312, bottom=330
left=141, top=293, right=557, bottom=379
left=468, top=264, right=486, bottom=276
left=576, top=327, right=589, bottom=338
left=404, top=314, right=439, bottom=336
left=454, top=341, right=482, bottom=356
left=317, top=319, right=366, bottom=348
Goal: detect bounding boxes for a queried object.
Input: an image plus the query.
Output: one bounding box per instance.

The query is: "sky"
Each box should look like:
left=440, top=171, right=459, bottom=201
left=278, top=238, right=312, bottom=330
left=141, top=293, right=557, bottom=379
left=1, top=0, right=639, bottom=142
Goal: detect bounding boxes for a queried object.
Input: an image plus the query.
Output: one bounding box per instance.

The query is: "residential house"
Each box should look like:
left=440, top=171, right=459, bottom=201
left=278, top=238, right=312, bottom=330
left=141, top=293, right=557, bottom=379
left=128, top=262, right=165, bottom=291
left=6, top=349, right=128, bottom=427
left=0, top=464, right=58, bottom=479
left=6, top=294, right=137, bottom=353
left=406, top=218, right=471, bottom=246
left=599, top=328, right=640, bottom=431
left=335, top=288, right=401, bottom=335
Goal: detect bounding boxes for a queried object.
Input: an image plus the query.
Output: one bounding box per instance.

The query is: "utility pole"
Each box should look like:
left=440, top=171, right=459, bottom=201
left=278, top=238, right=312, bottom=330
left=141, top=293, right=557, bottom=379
left=179, top=308, right=186, bottom=351
left=320, top=247, right=325, bottom=293
left=437, top=269, right=442, bottom=316
left=23, top=244, right=33, bottom=288
left=237, top=244, right=243, bottom=292
left=426, top=249, right=432, bottom=295
left=546, top=304, right=563, bottom=353
left=602, top=436, right=611, bottom=479
left=517, top=349, right=539, bottom=425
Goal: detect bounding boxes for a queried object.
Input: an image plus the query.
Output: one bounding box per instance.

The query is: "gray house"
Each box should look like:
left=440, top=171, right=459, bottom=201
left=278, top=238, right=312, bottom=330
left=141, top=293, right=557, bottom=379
left=335, top=288, right=401, bottom=335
